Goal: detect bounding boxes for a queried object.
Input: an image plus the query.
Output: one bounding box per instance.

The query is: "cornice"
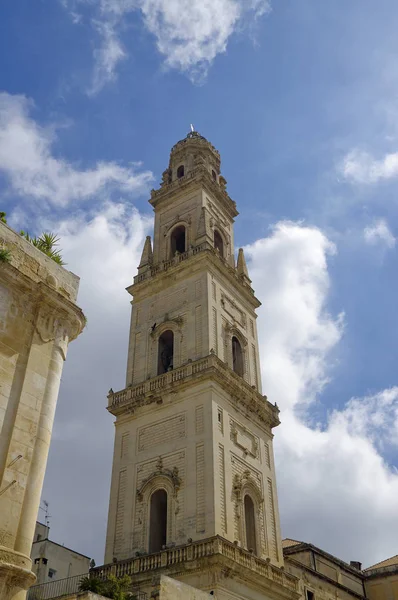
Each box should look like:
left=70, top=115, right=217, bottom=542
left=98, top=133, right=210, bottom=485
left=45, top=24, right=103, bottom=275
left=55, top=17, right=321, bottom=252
left=107, top=354, right=280, bottom=430
left=129, top=245, right=260, bottom=310
left=0, top=262, right=85, bottom=341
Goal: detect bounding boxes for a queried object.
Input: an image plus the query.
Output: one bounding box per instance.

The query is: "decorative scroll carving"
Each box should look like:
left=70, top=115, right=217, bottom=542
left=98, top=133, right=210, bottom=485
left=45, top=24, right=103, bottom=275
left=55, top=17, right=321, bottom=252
left=136, top=460, right=181, bottom=501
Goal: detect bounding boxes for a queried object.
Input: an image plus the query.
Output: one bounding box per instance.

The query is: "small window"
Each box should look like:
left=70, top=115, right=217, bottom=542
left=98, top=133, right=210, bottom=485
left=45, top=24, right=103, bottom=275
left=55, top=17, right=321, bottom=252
left=306, top=591, right=315, bottom=600
left=158, top=330, right=174, bottom=375
left=214, top=230, right=224, bottom=258
left=48, top=569, right=56, bottom=579
left=177, top=165, right=185, bottom=178
left=170, top=225, right=186, bottom=257
left=212, top=169, right=217, bottom=181
left=217, top=408, right=223, bottom=433
left=34, top=558, right=40, bottom=565
left=42, top=558, right=48, bottom=565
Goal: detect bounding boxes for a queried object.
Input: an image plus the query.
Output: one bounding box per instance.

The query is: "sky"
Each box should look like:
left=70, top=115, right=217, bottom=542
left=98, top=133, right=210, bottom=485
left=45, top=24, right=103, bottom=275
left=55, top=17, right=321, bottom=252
left=1, top=0, right=398, bottom=570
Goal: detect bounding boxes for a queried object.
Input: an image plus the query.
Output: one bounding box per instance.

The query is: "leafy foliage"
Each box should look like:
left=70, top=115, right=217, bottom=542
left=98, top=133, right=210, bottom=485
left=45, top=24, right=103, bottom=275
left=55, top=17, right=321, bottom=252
left=20, top=231, right=66, bottom=266
left=0, top=247, right=11, bottom=263
left=78, top=574, right=136, bottom=600
left=78, top=576, right=106, bottom=594
left=0, top=212, right=7, bottom=224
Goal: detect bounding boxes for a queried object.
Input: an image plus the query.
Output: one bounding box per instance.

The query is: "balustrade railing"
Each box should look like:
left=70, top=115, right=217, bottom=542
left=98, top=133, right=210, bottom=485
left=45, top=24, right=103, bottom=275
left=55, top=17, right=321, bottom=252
left=108, top=355, right=211, bottom=409
left=91, top=536, right=299, bottom=593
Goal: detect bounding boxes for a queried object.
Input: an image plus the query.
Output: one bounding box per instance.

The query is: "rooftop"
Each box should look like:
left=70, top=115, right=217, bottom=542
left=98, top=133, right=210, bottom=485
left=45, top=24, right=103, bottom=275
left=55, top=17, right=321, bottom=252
left=365, top=554, right=398, bottom=571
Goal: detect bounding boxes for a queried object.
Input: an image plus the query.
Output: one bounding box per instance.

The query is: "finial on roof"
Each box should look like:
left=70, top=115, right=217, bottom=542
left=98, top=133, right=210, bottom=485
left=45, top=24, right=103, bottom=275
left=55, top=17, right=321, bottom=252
left=190, top=124, right=195, bottom=132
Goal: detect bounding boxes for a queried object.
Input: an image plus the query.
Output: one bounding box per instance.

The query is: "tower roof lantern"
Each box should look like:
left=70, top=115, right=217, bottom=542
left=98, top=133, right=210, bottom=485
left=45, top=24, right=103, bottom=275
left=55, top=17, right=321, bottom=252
left=170, top=128, right=220, bottom=161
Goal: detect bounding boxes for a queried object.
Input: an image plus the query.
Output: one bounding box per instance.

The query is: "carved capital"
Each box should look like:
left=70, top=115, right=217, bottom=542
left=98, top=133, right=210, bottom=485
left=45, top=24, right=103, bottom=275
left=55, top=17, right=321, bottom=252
left=35, top=305, right=83, bottom=359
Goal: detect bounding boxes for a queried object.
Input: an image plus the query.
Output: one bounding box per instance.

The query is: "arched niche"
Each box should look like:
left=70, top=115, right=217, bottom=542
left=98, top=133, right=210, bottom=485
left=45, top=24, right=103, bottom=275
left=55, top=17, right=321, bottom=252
left=149, top=321, right=183, bottom=378
left=232, top=335, right=244, bottom=377
left=158, top=329, right=174, bottom=375
left=149, top=489, right=168, bottom=553
left=170, top=225, right=186, bottom=258
left=136, top=468, right=181, bottom=554
left=244, top=494, right=257, bottom=555
left=233, top=471, right=265, bottom=558
left=176, top=165, right=185, bottom=179
left=214, top=229, right=224, bottom=258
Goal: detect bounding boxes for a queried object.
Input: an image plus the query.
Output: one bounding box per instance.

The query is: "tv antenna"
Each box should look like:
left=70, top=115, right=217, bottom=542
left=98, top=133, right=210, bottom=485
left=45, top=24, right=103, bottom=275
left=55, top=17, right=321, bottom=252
left=39, top=500, right=51, bottom=527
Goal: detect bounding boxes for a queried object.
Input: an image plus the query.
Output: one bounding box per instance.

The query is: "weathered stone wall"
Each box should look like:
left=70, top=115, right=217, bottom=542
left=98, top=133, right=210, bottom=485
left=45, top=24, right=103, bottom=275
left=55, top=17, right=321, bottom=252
left=0, top=222, right=84, bottom=600
left=158, top=575, right=212, bottom=600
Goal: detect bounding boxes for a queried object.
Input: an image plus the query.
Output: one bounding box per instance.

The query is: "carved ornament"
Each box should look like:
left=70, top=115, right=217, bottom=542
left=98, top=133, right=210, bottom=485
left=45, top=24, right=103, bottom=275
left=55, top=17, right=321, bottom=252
left=136, top=462, right=181, bottom=501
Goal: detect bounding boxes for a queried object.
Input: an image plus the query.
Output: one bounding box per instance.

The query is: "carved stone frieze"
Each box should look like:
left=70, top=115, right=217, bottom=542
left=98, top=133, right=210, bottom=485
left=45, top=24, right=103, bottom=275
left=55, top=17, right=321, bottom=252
left=230, top=419, right=259, bottom=459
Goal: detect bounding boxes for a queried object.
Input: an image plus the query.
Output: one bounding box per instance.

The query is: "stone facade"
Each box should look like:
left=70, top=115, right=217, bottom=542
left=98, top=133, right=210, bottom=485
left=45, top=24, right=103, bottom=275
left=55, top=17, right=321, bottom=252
left=283, top=539, right=366, bottom=600
left=101, top=131, right=297, bottom=600
left=363, top=556, right=398, bottom=600
left=0, top=222, right=84, bottom=600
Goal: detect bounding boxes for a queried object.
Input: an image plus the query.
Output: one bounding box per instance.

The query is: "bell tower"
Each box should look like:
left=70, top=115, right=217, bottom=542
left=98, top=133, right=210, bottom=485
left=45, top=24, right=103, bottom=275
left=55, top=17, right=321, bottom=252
left=101, top=131, right=299, bottom=600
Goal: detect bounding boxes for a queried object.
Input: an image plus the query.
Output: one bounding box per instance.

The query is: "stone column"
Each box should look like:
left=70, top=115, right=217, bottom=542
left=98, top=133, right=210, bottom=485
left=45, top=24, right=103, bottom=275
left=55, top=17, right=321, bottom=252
left=15, top=314, right=71, bottom=557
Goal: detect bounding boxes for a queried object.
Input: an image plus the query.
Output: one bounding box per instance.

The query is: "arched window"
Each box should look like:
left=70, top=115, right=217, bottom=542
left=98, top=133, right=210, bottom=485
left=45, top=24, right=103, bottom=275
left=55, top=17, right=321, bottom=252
left=177, top=165, right=185, bottom=179
left=214, top=230, right=224, bottom=257
left=170, top=225, right=186, bottom=257
left=149, top=489, right=167, bottom=553
left=158, top=330, right=174, bottom=375
left=244, top=494, right=257, bottom=555
left=232, top=336, right=244, bottom=377
left=212, top=169, right=217, bottom=181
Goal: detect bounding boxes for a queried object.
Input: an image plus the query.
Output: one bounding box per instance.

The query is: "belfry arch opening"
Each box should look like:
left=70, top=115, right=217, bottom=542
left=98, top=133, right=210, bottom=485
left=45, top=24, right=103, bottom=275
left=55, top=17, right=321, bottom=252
left=170, top=225, right=186, bottom=257
left=158, top=330, right=174, bottom=375
left=232, top=336, right=244, bottom=377
left=244, top=494, right=257, bottom=555
left=148, top=489, right=167, bottom=554
left=214, top=230, right=224, bottom=257
left=177, top=165, right=185, bottom=179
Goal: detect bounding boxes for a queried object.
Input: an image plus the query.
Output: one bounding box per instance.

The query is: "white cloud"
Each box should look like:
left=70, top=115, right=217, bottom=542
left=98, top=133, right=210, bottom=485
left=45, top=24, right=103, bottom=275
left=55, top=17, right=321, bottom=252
left=245, top=222, right=343, bottom=409
left=245, top=224, right=398, bottom=565
left=342, top=148, right=398, bottom=184
left=89, top=19, right=127, bottom=95
left=364, top=218, right=396, bottom=249
left=0, top=92, right=153, bottom=206
left=65, top=0, right=271, bottom=91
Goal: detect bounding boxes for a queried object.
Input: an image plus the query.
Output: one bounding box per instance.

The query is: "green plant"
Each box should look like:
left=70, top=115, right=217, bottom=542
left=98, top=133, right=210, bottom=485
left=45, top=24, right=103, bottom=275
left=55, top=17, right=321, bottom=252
left=0, top=212, right=7, bottom=224
left=78, top=576, right=105, bottom=594
left=78, top=574, right=134, bottom=600
left=20, top=231, right=65, bottom=266
left=103, top=574, right=133, bottom=600
left=0, top=247, right=11, bottom=263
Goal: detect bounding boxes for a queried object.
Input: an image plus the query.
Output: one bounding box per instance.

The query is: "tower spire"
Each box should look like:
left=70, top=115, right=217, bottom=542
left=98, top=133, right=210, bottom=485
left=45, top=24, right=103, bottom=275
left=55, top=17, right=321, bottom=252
left=237, top=247, right=251, bottom=284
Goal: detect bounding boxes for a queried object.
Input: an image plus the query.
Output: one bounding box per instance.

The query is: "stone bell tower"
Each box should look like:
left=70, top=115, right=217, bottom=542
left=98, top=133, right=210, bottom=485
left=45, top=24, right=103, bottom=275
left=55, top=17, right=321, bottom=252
left=101, top=131, right=299, bottom=600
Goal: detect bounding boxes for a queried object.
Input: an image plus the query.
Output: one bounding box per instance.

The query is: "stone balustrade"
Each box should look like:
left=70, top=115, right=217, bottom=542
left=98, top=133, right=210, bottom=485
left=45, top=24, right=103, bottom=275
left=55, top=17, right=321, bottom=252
left=91, top=536, right=299, bottom=593
left=107, top=354, right=279, bottom=428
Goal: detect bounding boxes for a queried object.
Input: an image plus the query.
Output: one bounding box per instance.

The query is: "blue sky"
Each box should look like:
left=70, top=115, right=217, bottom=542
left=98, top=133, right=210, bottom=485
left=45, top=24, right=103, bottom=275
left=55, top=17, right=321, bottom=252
left=1, top=0, right=398, bottom=567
